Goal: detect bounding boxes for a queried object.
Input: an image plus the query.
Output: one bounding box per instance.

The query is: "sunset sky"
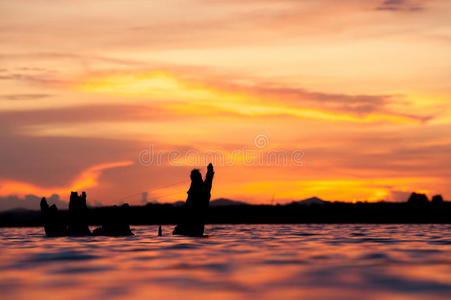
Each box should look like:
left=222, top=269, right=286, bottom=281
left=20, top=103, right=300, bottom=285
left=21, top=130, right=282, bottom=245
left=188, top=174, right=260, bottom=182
left=1, top=0, right=450, bottom=209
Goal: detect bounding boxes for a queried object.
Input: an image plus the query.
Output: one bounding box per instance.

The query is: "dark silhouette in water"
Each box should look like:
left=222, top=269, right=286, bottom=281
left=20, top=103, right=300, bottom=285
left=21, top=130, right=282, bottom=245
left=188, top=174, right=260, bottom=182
left=173, top=163, right=214, bottom=236
left=40, top=197, right=66, bottom=237
left=92, top=204, right=133, bottom=236
left=40, top=191, right=132, bottom=237
left=67, top=191, right=91, bottom=236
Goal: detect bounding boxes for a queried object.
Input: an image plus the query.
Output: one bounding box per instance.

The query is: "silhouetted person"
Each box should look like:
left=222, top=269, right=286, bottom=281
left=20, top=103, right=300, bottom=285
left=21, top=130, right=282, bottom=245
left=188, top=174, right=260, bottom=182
left=67, top=191, right=91, bottom=236
left=40, top=197, right=66, bottom=237
left=93, top=204, right=133, bottom=236
left=173, top=163, right=214, bottom=236
left=158, top=225, right=162, bottom=236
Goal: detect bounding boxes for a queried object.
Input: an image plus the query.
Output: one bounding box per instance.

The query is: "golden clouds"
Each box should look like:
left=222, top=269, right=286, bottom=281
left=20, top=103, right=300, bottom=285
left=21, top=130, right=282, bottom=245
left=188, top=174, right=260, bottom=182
left=71, top=71, right=425, bottom=124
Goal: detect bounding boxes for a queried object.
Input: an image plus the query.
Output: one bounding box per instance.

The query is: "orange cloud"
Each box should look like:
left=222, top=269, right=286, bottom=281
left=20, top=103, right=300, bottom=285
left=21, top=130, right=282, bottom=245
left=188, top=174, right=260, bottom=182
left=0, top=161, right=133, bottom=198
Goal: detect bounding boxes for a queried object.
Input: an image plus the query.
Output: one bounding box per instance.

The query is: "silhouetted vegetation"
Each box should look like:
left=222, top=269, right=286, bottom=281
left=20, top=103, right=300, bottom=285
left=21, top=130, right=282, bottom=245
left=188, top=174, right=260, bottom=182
left=432, top=194, right=444, bottom=204
left=407, top=192, right=429, bottom=205
left=2, top=199, right=450, bottom=227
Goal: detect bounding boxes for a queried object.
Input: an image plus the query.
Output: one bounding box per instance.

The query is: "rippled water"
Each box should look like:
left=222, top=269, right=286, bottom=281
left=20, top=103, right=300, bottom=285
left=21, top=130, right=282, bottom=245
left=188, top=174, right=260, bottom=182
left=1, top=225, right=450, bottom=300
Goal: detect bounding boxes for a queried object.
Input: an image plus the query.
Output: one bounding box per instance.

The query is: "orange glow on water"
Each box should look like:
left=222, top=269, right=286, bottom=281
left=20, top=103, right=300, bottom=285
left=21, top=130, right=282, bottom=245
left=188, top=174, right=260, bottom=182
left=1, top=225, right=450, bottom=299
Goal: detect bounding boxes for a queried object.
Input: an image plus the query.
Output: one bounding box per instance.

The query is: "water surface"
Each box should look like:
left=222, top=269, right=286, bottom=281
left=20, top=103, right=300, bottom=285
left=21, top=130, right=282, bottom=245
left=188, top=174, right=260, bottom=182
left=1, top=224, right=450, bottom=299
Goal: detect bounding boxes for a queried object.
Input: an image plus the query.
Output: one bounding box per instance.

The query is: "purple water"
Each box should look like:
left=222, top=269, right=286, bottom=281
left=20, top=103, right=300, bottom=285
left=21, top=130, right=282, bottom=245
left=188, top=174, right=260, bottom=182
left=0, top=224, right=450, bottom=299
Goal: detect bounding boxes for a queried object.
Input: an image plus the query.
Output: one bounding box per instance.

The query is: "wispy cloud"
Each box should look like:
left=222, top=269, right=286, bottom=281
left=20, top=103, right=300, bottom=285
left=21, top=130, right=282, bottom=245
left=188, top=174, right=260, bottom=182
left=0, top=94, right=52, bottom=100
left=376, top=0, right=424, bottom=11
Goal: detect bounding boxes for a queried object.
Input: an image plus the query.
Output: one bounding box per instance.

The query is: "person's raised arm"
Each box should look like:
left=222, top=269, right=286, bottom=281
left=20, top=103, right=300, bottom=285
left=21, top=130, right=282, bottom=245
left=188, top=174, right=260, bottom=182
left=204, top=163, right=215, bottom=193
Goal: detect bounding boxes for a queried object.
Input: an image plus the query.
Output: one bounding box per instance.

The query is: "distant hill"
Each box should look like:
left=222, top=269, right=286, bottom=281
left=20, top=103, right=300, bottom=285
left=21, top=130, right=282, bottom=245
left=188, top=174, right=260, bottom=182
left=170, top=198, right=249, bottom=206
left=210, top=198, right=249, bottom=206
left=288, top=197, right=327, bottom=205
left=2, top=208, right=34, bottom=213
left=0, top=194, right=67, bottom=212
left=0, top=208, right=41, bottom=227
left=172, top=197, right=326, bottom=207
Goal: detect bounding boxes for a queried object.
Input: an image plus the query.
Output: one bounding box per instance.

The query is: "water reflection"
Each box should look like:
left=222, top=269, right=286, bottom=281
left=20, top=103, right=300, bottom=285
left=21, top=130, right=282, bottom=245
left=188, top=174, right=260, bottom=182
left=0, top=224, right=450, bottom=299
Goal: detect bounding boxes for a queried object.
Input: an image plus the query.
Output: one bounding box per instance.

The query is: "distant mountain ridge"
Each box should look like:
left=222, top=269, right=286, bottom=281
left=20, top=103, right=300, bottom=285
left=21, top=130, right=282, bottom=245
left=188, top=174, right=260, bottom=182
left=170, top=198, right=249, bottom=207
left=0, top=195, right=329, bottom=212
left=210, top=198, right=249, bottom=206
left=288, top=197, right=327, bottom=205
left=0, top=194, right=67, bottom=212
left=171, top=197, right=326, bottom=207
